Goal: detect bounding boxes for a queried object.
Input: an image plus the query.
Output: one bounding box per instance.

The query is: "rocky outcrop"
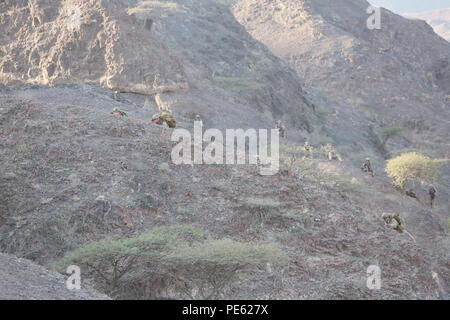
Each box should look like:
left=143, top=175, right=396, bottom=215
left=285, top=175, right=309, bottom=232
left=0, top=0, right=186, bottom=91
left=0, top=253, right=109, bottom=300
left=0, top=0, right=315, bottom=132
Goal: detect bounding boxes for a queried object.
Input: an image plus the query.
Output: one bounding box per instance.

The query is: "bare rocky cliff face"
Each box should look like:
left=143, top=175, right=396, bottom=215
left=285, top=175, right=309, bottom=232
left=0, top=0, right=185, bottom=91
left=0, top=0, right=314, bottom=132
left=232, top=0, right=450, bottom=157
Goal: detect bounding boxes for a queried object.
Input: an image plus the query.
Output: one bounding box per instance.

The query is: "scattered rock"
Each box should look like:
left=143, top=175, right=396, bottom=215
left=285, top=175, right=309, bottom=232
left=68, top=174, right=81, bottom=186
left=40, top=198, right=53, bottom=205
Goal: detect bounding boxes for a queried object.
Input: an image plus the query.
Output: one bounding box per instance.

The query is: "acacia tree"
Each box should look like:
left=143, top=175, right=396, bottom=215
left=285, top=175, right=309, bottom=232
left=165, top=239, right=289, bottom=299
left=385, top=152, right=444, bottom=189
left=50, top=225, right=203, bottom=296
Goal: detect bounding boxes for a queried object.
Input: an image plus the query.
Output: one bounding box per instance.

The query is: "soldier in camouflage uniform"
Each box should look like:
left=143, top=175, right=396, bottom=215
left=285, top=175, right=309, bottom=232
left=361, top=158, right=374, bottom=177
left=428, top=185, right=437, bottom=208
left=195, top=114, right=203, bottom=126
left=303, top=141, right=311, bottom=152
left=151, top=112, right=177, bottom=128
left=113, top=91, right=121, bottom=102
left=382, top=213, right=416, bottom=242
left=276, top=120, right=286, bottom=138
left=327, top=149, right=343, bottom=161
left=405, top=189, right=419, bottom=201
left=302, top=141, right=313, bottom=159
left=382, top=213, right=405, bottom=233
left=111, top=107, right=127, bottom=117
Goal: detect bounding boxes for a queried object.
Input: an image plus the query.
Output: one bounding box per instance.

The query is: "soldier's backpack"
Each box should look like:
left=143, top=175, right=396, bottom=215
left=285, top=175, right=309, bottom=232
left=159, top=112, right=176, bottom=128
left=393, top=214, right=405, bottom=233
left=165, top=116, right=177, bottom=128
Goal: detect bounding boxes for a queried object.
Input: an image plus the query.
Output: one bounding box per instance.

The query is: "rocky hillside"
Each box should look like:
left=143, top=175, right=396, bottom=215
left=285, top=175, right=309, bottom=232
left=405, top=8, right=450, bottom=42
left=0, top=0, right=449, bottom=300
left=232, top=0, right=450, bottom=158
left=0, top=252, right=109, bottom=299
left=0, top=0, right=315, bottom=133
left=0, top=88, right=448, bottom=299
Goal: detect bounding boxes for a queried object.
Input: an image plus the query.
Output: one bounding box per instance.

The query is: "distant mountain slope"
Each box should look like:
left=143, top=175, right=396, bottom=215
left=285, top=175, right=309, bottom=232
left=0, top=253, right=109, bottom=300
left=405, top=8, right=450, bottom=42
left=232, top=0, right=450, bottom=158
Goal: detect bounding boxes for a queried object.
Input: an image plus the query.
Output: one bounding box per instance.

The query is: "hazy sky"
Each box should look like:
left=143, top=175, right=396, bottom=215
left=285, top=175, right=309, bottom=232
left=369, top=0, right=450, bottom=13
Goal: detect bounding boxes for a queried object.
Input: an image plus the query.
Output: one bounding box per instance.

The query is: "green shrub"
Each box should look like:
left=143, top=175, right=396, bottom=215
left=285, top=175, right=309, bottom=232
left=50, top=225, right=203, bottom=295
left=165, top=239, right=288, bottom=299
left=379, top=126, right=406, bottom=146
left=279, top=145, right=309, bottom=170
left=125, top=224, right=203, bottom=254
left=280, top=145, right=329, bottom=177
left=385, top=152, right=443, bottom=189
left=279, top=145, right=363, bottom=193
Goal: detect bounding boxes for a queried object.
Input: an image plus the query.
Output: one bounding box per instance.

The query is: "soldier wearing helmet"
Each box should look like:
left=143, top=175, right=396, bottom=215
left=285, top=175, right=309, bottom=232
left=382, top=213, right=405, bottom=233
left=276, top=120, right=286, bottom=138
left=151, top=112, right=177, bottom=128
left=428, top=185, right=437, bottom=208
left=111, top=107, right=127, bottom=117
left=361, top=157, right=374, bottom=177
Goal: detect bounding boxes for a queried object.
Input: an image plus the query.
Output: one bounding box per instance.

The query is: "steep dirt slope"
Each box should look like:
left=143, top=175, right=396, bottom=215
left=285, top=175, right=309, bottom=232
left=0, top=0, right=315, bottom=134
left=0, top=252, right=109, bottom=300
left=0, top=88, right=448, bottom=299
left=231, top=0, right=450, bottom=157
left=405, top=8, right=450, bottom=42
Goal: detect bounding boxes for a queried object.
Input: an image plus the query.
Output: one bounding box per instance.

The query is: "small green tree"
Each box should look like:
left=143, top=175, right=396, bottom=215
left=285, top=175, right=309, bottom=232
left=385, top=152, right=443, bottom=189
left=53, top=237, right=135, bottom=294
left=165, top=239, right=289, bottom=299
left=50, top=225, right=203, bottom=295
